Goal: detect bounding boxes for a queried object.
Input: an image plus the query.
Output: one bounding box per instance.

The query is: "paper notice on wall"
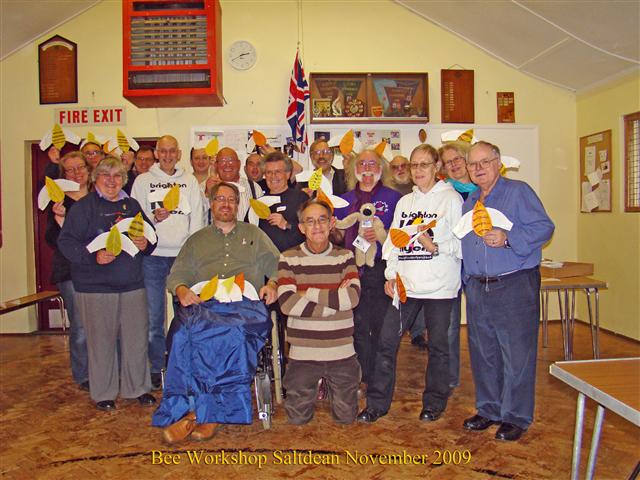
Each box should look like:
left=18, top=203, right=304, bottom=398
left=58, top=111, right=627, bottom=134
left=581, top=181, right=592, bottom=212
left=583, top=190, right=600, bottom=212
left=587, top=133, right=603, bottom=144
left=587, top=168, right=602, bottom=187
left=598, top=150, right=608, bottom=163
left=595, top=179, right=610, bottom=210
left=584, top=145, right=596, bottom=173
left=222, top=131, right=249, bottom=156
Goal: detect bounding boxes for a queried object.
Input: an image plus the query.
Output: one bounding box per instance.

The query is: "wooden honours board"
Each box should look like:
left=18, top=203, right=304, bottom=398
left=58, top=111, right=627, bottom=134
left=38, top=35, right=77, bottom=105
left=441, top=69, right=474, bottom=123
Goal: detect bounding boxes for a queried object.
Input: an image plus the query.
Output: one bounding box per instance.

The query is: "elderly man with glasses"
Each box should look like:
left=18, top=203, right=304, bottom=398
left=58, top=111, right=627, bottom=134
left=458, top=141, right=554, bottom=442
left=334, top=149, right=401, bottom=398
left=277, top=199, right=361, bottom=424
left=298, top=139, right=347, bottom=196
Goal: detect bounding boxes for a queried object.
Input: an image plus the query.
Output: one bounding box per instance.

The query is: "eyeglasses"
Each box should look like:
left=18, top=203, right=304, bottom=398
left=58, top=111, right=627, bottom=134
left=97, top=173, right=123, bottom=182
left=311, top=149, right=332, bottom=156
left=466, top=157, right=498, bottom=170
left=217, top=158, right=239, bottom=165
left=64, top=165, right=87, bottom=175
left=390, top=163, right=408, bottom=171
left=213, top=195, right=237, bottom=204
left=302, top=216, right=329, bottom=227
left=409, top=162, right=435, bottom=170
left=443, top=155, right=465, bottom=168
left=356, top=160, right=379, bottom=169
left=265, top=169, right=286, bottom=177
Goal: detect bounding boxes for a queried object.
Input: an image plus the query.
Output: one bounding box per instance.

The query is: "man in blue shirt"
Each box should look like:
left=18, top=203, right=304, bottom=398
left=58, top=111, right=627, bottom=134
left=458, top=141, right=554, bottom=441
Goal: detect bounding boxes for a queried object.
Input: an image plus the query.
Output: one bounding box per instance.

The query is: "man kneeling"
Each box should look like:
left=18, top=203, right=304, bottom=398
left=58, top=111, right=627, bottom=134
left=277, top=199, right=361, bottom=424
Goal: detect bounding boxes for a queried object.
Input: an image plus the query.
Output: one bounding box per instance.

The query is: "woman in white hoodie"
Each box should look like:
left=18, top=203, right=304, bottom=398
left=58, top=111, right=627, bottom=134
left=357, top=144, right=462, bottom=424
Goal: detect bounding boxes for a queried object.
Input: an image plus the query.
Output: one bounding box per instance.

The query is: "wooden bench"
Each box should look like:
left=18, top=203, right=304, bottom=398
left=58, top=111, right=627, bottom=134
left=0, top=290, right=67, bottom=330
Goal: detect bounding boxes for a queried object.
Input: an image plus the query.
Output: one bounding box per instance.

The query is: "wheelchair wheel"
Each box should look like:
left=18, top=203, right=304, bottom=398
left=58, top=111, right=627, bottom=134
left=255, top=371, right=272, bottom=430
left=270, top=311, right=284, bottom=404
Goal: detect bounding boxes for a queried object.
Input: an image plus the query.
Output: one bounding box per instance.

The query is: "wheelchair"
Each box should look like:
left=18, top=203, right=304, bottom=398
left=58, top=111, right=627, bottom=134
left=254, top=308, right=287, bottom=429
left=161, top=298, right=286, bottom=430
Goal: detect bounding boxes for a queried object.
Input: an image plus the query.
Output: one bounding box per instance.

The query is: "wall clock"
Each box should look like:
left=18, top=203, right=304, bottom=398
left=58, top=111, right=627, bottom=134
left=228, top=40, right=257, bottom=71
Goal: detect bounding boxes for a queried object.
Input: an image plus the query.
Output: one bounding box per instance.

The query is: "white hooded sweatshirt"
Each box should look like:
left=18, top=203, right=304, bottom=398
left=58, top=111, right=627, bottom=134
left=382, top=180, right=462, bottom=299
left=131, top=163, right=205, bottom=257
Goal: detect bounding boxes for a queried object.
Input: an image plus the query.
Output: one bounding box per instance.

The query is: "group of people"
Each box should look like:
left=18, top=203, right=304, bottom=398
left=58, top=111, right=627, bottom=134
left=45, top=132, right=553, bottom=444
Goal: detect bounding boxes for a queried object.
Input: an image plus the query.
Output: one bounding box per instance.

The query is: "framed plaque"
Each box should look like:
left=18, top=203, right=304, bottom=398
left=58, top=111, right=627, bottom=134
left=441, top=69, right=474, bottom=123
left=38, top=35, right=78, bottom=105
left=497, top=92, right=515, bottom=123
left=310, top=72, right=428, bottom=124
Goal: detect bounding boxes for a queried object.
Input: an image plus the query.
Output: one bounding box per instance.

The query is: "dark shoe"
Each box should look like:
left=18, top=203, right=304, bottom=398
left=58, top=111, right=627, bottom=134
left=495, top=423, right=525, bottom=441
left=356, top=408, right=386, bottom=424
left=316, top=377, right=327, bottom=401
left=151, top=373, right=162, bottom=391
left=419, top=408, right=443, bottom=422
left=463, top=414, right=499, bottom=431
left=137, top=393, right=156, bottom=406
left=79, top=381, right=90, bottom=392
left=411, top=333, right=428, bottom=350
left=96, top=400, right=116, bottom=411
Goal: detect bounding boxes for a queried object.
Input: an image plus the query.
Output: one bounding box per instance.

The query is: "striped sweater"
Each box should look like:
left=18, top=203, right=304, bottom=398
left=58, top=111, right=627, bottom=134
left=277, top=243, right=361, bottom=361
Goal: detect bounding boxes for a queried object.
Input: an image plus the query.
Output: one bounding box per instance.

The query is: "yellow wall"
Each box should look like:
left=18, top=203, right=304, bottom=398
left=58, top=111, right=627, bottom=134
left=2, top=0, right=578, bottom=332
left=576, top=73, right=640, bottom=340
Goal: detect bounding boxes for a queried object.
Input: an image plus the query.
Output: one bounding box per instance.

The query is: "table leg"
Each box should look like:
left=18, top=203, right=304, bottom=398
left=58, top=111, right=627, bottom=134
left=584, top=289, right=601, bottom=359
left=558, top=290, right=568, bottom=360
left=571, top=393, right=586, bottom=480
left=585, top=404, right=605, bottom=480
left=569, top=289, right=576, bottom=360
left=595, top=290, right=600, bottom=358
left=54, top=295, right=67, bottom=332
left=541, top=290, right=549, bottom=347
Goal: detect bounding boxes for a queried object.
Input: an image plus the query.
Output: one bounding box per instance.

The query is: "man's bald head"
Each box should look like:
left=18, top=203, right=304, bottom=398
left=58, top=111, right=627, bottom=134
left=216, top=147, right=241, bottom=182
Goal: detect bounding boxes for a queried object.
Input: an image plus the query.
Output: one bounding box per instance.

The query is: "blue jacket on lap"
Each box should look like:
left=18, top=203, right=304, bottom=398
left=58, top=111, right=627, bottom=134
left=152, top=298, right=270, bottom=427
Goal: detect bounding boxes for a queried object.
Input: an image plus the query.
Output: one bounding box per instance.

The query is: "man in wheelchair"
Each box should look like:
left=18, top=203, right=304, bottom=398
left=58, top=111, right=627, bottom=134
left=152, top=182, right=280, bottom=444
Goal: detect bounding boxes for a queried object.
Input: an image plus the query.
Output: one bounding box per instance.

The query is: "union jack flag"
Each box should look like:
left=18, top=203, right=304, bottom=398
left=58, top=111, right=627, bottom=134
left=286, top=50, right=309, bottom=153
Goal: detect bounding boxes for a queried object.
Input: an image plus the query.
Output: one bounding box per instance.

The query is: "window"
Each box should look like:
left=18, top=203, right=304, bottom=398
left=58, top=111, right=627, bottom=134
left=624, top=111, right=640, bottom=212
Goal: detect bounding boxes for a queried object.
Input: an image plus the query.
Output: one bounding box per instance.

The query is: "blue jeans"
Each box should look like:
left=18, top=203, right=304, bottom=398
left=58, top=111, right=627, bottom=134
left=143, top=255, right=175, bottom=374
left=464, top=267, right=540, bottom=429
left=58, top=280, right=88, bottom=385
left=448, top=290, right=462, bottom=388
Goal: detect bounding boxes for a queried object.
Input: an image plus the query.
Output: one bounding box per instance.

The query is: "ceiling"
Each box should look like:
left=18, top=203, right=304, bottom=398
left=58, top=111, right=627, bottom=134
left=396, top=0, right=640, bottom=92
left=0, top=0, right=100, bottom=60
left=1, top=1, right=638, bottom=92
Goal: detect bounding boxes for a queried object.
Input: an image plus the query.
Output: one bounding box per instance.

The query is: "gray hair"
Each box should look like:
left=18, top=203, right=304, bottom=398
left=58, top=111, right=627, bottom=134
left=91, top=156, right=128, bottom=184
left=469, top=141, right=501, bottom=158
left=261, top=150, right=293, bottom=173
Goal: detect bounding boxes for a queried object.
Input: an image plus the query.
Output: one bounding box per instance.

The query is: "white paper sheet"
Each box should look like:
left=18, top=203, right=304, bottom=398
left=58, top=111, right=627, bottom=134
left=585, top=145, right=596, bottom=173
left=583, top=190, right=600, bottom=212
left=587, top=168, right=602, bottom=187
left=595, top=179, right=611, bottom=210
left=581, top=181, right=591, bottom=212
left=598, top=149, right=608, bottom=163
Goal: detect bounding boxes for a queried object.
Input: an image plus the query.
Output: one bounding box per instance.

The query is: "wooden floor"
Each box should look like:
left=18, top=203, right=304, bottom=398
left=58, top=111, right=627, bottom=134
left=1, top=323, right=638, bottom=479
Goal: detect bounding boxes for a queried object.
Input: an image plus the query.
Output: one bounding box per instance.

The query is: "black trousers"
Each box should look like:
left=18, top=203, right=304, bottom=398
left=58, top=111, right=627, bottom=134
left=353, top=261, right=390, bottom=385
left=366, top=296, right=454, bottom=414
